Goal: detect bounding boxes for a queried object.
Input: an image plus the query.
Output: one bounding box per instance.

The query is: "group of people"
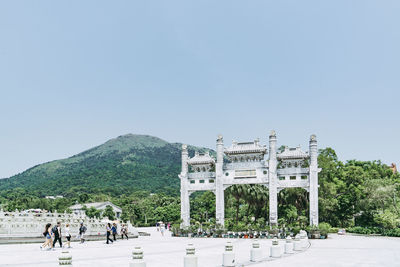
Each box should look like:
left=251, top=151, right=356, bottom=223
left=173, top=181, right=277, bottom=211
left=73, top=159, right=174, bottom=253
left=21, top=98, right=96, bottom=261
left=105, top=223, right=129, bottom=244
left=41, top=221, right=130, bottom=249
left=40, top=222, right=87, bottom=250
left=156, top=221, right=170, bottom=236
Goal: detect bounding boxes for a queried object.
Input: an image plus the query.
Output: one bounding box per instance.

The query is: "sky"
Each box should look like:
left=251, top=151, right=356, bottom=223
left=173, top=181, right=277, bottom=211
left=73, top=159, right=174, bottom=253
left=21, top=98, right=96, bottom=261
left=0, top=0, right=399, bottom=178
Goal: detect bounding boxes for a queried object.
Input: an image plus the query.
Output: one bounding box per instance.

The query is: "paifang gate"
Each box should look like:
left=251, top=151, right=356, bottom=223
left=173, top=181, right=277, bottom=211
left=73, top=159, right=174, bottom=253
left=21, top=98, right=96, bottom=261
left=179, top=131, right=321, bottom=228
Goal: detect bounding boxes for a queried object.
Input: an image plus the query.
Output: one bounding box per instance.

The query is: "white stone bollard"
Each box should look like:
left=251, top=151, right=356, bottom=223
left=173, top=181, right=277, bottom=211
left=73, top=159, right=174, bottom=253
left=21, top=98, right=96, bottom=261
left=129, top=246, right=146, bottom=267
left=300, top=231, right=308, bottom=249
left=270, top=237, right=282, bottom=258
left=58, top=250, right=72, bottom=266
left=223, top=241, right=235, bottom=267
left=184, top=243, right=198, bottom=267
left=279, top=240, right=285, bottom=255
left=285, top=236, right=294, bottom=254
left=293, top=234, right=302, bottom=251
left=250, top=241, right=262, bottom=262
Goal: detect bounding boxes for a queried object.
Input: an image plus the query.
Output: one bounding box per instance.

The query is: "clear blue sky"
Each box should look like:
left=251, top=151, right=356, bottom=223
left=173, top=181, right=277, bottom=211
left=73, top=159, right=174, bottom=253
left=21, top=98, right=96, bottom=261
left=0, top=1, right=399, bottom=178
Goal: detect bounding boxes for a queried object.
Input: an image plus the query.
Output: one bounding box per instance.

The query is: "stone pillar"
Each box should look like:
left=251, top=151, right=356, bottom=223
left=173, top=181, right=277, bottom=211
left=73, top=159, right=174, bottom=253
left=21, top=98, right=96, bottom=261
left=268, top=130, right=278, bottom=225
left=215, top=135, right=225, bottom=226
left=309, top=135, right=319, bottom=226
left=215, top=135, right=225, bottom=227
left=180, top=144, right=190, bottom=228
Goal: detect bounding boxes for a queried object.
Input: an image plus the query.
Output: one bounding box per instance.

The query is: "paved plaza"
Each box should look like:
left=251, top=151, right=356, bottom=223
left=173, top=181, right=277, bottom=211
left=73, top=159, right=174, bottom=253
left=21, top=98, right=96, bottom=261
left=1, top=228, right=400, bottom=266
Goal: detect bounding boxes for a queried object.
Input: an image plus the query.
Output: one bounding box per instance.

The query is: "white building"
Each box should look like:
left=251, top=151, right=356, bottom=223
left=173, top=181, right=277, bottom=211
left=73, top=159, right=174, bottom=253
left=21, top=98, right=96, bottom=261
left=45, top=195, right=64, bottom=200
left=69, top=201, right=122, bottom=219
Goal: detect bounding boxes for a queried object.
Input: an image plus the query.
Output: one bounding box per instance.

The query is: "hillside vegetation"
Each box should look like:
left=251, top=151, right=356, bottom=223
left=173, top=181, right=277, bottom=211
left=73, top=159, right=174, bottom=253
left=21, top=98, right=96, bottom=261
left=0, top=134, right=210, bottom=196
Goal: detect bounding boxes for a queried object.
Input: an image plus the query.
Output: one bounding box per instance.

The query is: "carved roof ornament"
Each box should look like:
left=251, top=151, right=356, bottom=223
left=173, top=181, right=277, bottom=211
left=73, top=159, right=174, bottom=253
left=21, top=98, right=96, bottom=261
left=277, top=146, right=309, bottom=159
left=310, top=134, right=317, bottom=141
left=188, top=151, right=215, bottom=165
left=270, top=130, right=276, bottom=137
left=182, top=144, right=188, bottom=150
left=225, top=139, right=267, bottom=155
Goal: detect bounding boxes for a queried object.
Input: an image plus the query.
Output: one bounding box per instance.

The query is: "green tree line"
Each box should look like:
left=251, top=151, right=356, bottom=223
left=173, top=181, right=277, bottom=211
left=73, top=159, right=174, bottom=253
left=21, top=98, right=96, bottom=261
left=1, top=147, right=399, bottom=232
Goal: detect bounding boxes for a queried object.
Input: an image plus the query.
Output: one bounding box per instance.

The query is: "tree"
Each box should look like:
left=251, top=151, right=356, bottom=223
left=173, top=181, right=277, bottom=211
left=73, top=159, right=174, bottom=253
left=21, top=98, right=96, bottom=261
left=374, top=210, right=399, bottom=229
left=86, top=207, right=102, bottom=219
left=103, top=205, right=115, bottom=220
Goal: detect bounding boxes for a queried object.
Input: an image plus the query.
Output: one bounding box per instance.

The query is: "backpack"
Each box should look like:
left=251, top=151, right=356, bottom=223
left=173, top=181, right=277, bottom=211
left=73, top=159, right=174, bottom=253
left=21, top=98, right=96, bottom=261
left=52, top=226, right=58, bottom=234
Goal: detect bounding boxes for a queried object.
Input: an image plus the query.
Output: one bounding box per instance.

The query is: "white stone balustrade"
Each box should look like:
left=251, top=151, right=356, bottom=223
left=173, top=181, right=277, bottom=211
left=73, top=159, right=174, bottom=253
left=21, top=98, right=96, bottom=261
left=0, top=209, right=137, bottom=238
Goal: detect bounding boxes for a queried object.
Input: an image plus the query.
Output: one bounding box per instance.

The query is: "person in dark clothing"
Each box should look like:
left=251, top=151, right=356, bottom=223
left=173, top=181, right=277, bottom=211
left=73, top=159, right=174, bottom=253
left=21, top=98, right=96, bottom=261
left=111, top=223, right=117, bottom=241
left=106, top=223, right=113, bottom=244
left=79, top=223, right=87, bottom=243
left=52, top=222, right=62, bottom=248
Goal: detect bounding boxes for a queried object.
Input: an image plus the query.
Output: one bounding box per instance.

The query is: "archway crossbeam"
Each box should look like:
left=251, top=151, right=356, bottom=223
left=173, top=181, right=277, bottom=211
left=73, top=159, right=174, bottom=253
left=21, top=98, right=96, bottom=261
left=179, top=131, right=321, bottom=228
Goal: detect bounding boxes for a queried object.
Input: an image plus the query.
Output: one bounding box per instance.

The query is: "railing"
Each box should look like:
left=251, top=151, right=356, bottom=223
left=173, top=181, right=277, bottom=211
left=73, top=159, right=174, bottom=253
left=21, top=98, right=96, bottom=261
left=277, top=180, right=309, bottom=189
left=0, top=210, right=136, bottom=238
left=224, top=161, right=264, bottom=170
left=277, top=167, right=309, bottom=176
left=188, top=172, right=216, bottom=179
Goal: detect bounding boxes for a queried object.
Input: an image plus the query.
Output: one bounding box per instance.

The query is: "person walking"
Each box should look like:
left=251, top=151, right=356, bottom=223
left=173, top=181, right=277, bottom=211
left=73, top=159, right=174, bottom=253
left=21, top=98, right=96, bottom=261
left=160, top=222, right=165, bottom=236
left=79, top=223, right=87, bottom=243
left=121, top=224, right=129, bottom=240
left=65, top=224, right=72, bottom=248
left=111, top=223, right=117, bottom=241
left=40, top=223, right=53, bottom=250
left=52, top=222, right=62, bottom=248
left=106, top=223, right=113, bottom=244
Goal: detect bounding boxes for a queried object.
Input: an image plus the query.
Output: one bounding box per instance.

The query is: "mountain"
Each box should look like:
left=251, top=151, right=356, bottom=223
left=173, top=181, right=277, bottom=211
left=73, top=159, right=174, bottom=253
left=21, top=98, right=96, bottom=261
left=0, top=134, right=212, bottom=196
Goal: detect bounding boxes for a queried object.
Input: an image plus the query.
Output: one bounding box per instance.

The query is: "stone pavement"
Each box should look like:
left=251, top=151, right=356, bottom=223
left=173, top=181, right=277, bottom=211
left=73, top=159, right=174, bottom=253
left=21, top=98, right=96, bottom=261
left=1, top=227, right=400, bottom=266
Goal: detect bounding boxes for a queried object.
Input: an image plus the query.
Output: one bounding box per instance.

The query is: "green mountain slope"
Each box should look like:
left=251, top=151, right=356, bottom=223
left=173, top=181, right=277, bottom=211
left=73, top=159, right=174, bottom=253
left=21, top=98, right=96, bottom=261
left=0, top=134, right=211, bottom=196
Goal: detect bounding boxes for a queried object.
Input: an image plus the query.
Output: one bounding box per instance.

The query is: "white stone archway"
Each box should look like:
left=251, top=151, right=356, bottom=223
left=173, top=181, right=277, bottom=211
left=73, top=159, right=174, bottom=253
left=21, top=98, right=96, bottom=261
left=179, top=131, right=321, bottom=228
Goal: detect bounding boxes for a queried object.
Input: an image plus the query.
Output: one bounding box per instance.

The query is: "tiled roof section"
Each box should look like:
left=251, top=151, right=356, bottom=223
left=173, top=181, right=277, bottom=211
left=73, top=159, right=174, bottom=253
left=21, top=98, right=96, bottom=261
left=188, top=151, right=215, bottom=165
left=225, top=139, right=267, bottom=155
left=277, top=146, right=309, bottom=159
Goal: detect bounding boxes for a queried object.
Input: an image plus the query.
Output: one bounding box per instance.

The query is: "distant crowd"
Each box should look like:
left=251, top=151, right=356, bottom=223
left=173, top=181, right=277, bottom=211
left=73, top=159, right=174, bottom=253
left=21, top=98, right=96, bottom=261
left=40, top=221, right=130, bottom=250
left=156, top=221, right=171, bottom=236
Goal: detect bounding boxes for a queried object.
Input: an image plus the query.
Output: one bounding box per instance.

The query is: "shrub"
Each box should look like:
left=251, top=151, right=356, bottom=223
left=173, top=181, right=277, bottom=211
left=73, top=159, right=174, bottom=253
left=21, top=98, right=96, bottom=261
left=373, top=211, right=399, bottom=229
left=329, top=227, right=339, bottom=233
left=347, top=226, right=384, bottom=235
left=318, top=222, right=331, bottom=236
